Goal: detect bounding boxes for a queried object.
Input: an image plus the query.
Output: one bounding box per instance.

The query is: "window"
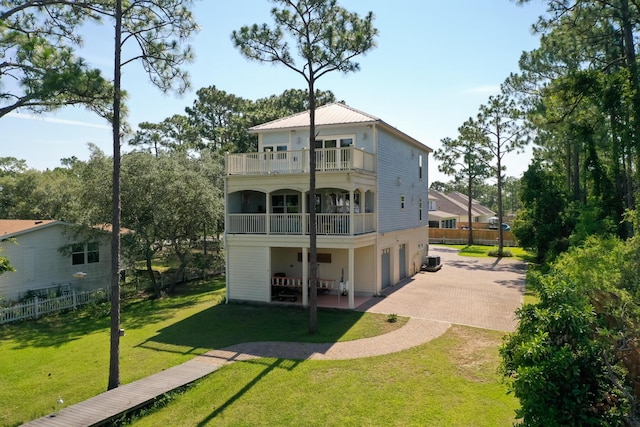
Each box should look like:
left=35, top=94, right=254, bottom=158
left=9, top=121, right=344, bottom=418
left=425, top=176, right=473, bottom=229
left=87, top=242, right=100, bottom=263
left=428, top=200, right=437, bottom=211
left=419, top=197, right=423, bottom=221
left=419, top=155, right=423, bottom=179
left=272, top=194, right=299, bottom=213
left=401, top=195, right=405, bottom=210
left=71, top=243, right=85, bottom=265
left=71, top=242, right=100, bottom=265
left=442, top=219, right=457, bottom=229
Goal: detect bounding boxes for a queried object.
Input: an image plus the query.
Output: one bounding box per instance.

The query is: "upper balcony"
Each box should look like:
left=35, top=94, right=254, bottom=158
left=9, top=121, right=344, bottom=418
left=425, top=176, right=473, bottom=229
left=226, top=147, right=375, bottom=176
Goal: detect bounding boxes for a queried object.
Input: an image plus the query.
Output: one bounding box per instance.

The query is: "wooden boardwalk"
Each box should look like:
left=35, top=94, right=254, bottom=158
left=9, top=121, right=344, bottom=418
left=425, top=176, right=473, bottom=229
left=22, top=357, right=224, bottom=427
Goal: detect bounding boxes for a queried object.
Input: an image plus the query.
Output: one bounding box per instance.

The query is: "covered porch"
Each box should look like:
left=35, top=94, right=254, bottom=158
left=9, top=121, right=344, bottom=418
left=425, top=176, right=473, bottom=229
left=227, top=187, right=376, bottom=236
left=268, top=245, right=376, bottom=309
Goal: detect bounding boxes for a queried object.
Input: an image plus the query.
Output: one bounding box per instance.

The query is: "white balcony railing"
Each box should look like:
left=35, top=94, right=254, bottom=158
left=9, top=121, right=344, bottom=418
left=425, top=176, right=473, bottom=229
left=226, top=147, right=375, bottom=175
left=227, top=213, right=375, bottom=235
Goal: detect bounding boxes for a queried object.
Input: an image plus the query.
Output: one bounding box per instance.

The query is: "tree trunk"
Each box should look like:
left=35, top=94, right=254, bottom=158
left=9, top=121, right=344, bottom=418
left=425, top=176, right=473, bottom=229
left=308, top=76, right=318, bottom=334
left=108, top=0, right=123, bottom=391
left=496, top=123, right=504, bottom=255
left=145, top=249, right=160, bottom=298
left=467, top=173, right=473, bottom=246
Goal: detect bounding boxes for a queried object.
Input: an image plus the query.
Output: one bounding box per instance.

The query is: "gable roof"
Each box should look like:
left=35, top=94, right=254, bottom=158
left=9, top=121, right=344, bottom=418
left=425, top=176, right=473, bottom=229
left=0, top=220, right=62, bottom=239
left=428, top=190, right=495, bottom=219
left=249, top=102, right=432, bottom=152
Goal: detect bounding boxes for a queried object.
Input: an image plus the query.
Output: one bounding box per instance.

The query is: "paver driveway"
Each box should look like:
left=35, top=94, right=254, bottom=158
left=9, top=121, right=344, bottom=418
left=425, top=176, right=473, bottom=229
left=357, top=245, right=526, bottom=332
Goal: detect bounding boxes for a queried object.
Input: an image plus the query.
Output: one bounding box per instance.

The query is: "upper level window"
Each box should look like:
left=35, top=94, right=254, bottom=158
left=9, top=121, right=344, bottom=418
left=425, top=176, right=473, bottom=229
left=401, top=195, right=405, bottom=210
left=272, top=194, right=299, bottom=214
left=315, top=135, right=355, bottom=149
left=428, top=200, right=437, bottom=211
left=419, top=155, right=423, bottom=179
left=419, top=197, right=423, bottom=221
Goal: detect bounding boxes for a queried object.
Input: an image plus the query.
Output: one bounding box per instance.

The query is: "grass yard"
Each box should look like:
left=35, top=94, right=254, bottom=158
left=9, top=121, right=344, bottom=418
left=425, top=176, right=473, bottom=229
left=444, top=244, right=535, bottom=262
left=0, top=279, right=404, bottom=426
left=130, top=325, right=517, bottom=427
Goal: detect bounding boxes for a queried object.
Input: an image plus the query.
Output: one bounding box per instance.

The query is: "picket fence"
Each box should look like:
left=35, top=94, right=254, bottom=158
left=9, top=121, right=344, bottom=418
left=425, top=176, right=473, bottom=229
left=0, top=288, right=108, bottom=324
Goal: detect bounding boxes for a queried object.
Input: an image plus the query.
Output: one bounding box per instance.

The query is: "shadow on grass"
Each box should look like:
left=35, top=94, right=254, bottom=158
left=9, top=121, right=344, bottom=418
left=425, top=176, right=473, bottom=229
left=0, top=279, right=225, bottom=350
left=196, top=358, right=298, bottom=426
left=137, top=303, right=367, bottom=354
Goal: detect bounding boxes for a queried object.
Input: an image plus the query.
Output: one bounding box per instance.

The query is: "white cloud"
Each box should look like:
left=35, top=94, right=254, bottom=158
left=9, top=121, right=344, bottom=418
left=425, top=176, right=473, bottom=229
left=7, top=112, right=111, bottom=130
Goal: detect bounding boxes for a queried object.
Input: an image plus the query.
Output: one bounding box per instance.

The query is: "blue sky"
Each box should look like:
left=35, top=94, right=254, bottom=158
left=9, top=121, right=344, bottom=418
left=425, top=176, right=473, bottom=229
left=2, top=0, right=546, bottom=184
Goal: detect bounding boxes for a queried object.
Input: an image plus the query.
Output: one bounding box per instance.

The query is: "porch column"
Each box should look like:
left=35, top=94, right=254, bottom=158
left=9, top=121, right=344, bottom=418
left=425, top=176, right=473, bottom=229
left=302, top=190, right=307, bottom=236
left=349, top=189, right=354, bottom=236
left=348, top=247, right=355, bottom=309
left=265, top=191, right=271, bottom=235
left=302, top=246, right=309, bottom=307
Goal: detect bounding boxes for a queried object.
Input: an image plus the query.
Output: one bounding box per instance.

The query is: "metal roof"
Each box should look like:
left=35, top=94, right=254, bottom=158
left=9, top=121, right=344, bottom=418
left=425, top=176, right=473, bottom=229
left=249, top=102, right=432, bottom=152
left=249, top=102, right=380, bottom=131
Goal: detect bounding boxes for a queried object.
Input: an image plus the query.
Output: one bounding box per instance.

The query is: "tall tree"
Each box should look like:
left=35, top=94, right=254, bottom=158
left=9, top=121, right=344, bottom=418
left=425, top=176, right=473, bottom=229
left=434, top=118, right=491, bottom=245
left=0, top=1, right=112, bottom=118
left=105, top=0, right=197, bottom=390
left=476, top=94, right=528, bottom=255
left=232, top=0, right=377, bottom=333
left=511, top=0, right=640, bottom=236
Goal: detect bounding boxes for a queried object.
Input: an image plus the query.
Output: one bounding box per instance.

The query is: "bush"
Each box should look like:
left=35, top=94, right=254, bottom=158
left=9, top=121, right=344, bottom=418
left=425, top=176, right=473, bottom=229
left=488, top=249, right=512, bottom=258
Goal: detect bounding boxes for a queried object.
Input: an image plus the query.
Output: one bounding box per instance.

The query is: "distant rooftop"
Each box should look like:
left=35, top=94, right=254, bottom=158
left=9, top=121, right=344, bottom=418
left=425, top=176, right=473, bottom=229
left=0, top=219, right=59, bottom=237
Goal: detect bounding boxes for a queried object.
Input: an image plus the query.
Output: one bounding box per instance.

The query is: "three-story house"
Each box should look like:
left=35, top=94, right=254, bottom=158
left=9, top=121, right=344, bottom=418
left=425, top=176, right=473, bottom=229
left=224, top=103, right=431, bottom=309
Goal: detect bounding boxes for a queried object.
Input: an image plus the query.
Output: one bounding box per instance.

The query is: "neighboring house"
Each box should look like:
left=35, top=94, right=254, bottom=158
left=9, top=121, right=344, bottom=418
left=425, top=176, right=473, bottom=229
left=0, top=220, right=111, bottom=302
left=427, top=190, right=495, bottom=229
left=224, top=102, right=432, bottom=309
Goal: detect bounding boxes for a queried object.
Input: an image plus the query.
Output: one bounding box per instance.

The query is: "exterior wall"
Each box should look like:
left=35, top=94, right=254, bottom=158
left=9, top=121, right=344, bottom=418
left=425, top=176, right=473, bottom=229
left=0, top=224, right=111, bottom=302
left=376, top=225, right=428, bottom=293
left=227, top=244, right=269, bottom=302
left=376, top=128, right=429, bottom=234
left=354, top=245, right=375, bottom=294
left=259, top=125, right=374, bottom=153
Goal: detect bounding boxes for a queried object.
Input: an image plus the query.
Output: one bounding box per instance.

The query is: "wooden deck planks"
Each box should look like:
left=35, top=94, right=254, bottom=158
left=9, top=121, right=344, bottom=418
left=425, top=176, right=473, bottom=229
left=22, top=359, right=222, bottom=426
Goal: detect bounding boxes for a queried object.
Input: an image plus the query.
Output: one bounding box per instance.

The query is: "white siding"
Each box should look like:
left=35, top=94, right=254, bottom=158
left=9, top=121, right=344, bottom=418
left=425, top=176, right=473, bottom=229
left=0, top=224, right=111, bottom=302
left=376, top=128, right=430, bottom=233
left=259, top=126, right=373, bottom=153
left=227, top=246, right=269, bottom=302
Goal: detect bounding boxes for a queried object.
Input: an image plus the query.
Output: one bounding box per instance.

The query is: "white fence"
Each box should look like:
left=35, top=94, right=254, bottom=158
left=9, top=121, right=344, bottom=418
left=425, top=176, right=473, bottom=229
left=0, top=288, right=108, bottom=324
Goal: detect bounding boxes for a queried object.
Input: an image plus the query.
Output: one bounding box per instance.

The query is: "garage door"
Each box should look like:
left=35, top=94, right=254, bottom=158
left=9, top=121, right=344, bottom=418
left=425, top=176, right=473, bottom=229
left=399, top=244, right=406, bottom=279
left=228, top=246, right=268, bottom=301
left=381, top=248, right=391, bottom=289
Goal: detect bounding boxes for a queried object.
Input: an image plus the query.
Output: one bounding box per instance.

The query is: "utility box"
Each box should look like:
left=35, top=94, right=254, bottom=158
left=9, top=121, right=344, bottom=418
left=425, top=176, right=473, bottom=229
left=422, top=255, right=442, bottom=272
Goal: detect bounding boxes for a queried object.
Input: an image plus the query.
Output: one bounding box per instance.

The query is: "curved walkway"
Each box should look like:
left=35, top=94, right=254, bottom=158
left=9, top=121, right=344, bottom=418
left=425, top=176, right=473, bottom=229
left=197, top=317, right=451, bottom=365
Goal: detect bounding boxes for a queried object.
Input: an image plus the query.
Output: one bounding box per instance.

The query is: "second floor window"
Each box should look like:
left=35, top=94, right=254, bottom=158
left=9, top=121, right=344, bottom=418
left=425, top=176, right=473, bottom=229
left=272, top=194, right=299, bottom=213
left=401, top=195, right=405, bottom=210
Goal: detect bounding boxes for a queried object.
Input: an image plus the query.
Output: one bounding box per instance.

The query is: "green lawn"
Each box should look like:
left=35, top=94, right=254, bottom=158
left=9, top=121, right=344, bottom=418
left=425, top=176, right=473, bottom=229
left=1, top=278, right=519, bottom=426
left=440, top=244, right=535, bottom=262
left=130, top=325, right=517, bottom=427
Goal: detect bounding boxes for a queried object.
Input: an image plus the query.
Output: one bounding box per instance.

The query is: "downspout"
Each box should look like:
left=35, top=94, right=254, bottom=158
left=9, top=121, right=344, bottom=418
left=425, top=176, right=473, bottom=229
left=223, top=160, right=229, bottom=304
